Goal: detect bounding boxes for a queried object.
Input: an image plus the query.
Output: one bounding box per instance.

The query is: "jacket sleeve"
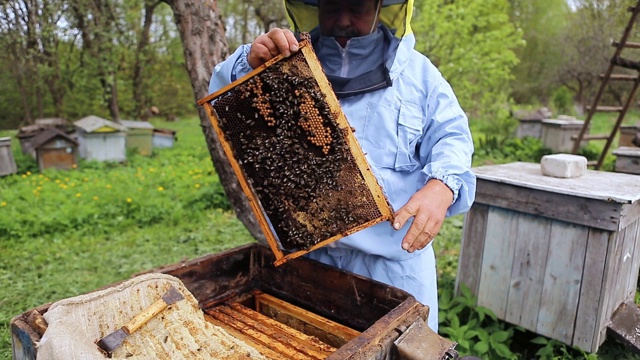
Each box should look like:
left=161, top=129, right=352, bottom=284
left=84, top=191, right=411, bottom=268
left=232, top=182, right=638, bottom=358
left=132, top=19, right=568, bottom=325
left=208, top=44, right=254, bottom=94
left=419, top=76, right=476, bottom=217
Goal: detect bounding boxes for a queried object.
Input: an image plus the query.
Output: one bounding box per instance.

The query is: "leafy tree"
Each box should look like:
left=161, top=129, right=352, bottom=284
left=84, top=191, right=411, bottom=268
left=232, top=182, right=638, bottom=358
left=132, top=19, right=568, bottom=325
left=555, top=0, right=636, bottom=111
left=0, top=0, right=68, bottom=124
left=143, top=5, right=196, bottom=119
left=68, top=0, right=125, bottom=120
left=508, top=0, right=572, bottom=106
left=161, top=0, right=267, bottom=243
left=126, top=0, right=162, bottom=119
left=413, top=0, right=524, bottom=138
left=220, top=0, right=287, bottom=50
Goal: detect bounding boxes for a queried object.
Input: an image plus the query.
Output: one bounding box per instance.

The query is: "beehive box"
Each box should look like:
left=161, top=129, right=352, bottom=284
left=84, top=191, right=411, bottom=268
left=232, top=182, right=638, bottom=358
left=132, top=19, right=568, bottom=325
left=120, top=120, right=154, bottom=156
left=613, top=146, right=640, bottom=175
left=619, top=124, right=639, bottom=148
left=541, top=118, right=588, bottom=152
left=197, top=39, right=393, bottom=265
left=0, top=137, right=17, bottom=176
left=12, top=243, right=455, bottom=359
left=457, top=162, right=640, bottom=353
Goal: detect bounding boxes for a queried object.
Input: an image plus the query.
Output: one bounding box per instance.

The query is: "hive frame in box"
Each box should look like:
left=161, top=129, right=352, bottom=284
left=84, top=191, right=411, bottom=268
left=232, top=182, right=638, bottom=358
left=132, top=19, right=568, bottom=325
left=197, top=40, right=394, bottom=266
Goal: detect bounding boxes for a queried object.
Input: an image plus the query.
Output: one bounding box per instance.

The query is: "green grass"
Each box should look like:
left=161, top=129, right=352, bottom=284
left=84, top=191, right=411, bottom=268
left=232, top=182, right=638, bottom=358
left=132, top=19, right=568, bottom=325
left=0, top=118, right=254, bottom=359
left=1, top=116, right=638, bottom=359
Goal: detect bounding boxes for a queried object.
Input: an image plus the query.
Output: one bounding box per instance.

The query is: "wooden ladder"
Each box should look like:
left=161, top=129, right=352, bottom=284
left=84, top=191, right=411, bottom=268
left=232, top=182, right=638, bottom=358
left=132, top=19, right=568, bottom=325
left=571, top=1, right=640, bottom=169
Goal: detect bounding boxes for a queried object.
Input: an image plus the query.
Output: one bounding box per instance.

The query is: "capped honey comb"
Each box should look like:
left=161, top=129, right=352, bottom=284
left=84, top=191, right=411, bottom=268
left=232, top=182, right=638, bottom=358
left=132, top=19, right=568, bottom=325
left=197, top=38, right=393, bottom=265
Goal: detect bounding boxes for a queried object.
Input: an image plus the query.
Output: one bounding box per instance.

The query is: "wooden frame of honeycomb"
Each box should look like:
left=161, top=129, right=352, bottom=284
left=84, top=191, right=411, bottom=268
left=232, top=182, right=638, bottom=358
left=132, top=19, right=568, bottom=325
left=197, top=39, right=394, bottom=266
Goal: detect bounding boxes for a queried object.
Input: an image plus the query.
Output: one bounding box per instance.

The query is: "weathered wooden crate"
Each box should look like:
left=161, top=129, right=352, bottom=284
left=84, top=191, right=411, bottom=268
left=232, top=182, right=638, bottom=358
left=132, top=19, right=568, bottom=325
left=541, top=118, right=587, bottom=152
left=513, top=108, right=551, bottom=140
left=12, top=243, right=455, bottom=359
left=31, top=128, right=79, bottom=171
left=619, top=124, right=639, bottom=148
left=516, top=118, right=543, bottom=139
left=74, top=115, right=128, bottom=162
left=456, top=162, right=640, bottom=353
left=197, top=40, right=393, bottom=265
left=613, top=146, right=640, bottom=175
left=0, top=136, right=17, bottom=176
left=16, top=125, right=42, bottom=159
left=120, top=120, right=154, bottom=156
left=152, top=128, right=177, bottom=149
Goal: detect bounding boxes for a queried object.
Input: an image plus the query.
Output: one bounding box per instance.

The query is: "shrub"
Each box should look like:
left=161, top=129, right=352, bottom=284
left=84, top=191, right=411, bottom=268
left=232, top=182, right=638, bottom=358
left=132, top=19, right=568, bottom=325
left=552, top=86, right=574, bottom=115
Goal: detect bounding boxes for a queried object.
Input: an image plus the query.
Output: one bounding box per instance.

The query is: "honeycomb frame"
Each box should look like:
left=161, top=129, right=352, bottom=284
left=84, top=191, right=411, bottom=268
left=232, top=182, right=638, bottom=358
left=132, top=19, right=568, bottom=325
left=197, top=40, right=394, bottom=265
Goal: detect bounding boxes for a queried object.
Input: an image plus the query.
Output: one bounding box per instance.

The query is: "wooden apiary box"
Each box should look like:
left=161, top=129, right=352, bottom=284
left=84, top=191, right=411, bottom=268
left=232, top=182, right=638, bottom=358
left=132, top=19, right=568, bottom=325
left=456, top=162, right=640, bottom=353
left=0, top=137, right=17, bottom=176
left=197, top=40, right=393, bottom=265
left=541, top=118, right=587, bottom=152
left=613, top=146, right=640, bottom=175
left=619, top=124, right=639, bottom=148
left=12, top=243, right=454, bottom=359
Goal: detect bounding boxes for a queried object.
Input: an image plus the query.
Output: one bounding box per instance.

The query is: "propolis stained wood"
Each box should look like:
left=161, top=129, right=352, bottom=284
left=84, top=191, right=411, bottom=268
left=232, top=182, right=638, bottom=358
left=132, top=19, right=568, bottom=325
left=197, top=40, right=393, bottom=265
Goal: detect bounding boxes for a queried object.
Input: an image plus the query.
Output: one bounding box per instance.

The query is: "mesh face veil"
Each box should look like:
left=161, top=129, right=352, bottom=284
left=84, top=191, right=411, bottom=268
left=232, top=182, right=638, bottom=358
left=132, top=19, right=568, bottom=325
left=284, top=0, right=413, bottom=39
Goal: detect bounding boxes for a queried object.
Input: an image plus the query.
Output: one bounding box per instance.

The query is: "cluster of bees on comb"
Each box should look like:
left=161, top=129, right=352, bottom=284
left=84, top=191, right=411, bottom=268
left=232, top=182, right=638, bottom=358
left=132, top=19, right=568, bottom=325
left=211, top=43, right=383, bottom=250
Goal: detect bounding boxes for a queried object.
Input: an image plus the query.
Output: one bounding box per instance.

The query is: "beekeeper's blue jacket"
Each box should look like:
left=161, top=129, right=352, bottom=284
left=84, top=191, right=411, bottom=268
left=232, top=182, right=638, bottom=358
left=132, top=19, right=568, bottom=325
left=209, top=0, right=476, bottom=331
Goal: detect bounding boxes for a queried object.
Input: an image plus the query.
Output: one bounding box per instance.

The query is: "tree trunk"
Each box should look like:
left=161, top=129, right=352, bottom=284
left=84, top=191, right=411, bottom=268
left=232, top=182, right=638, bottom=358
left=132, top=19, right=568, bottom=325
left=134, top=0, right=158, bottom=120
left=108, top=70, right=120, bottom=121
left=14, top=64, right=33, bottom=125
left=70, top=0, right=122, bottom=122
left=163, top=0, right=266, bottom=244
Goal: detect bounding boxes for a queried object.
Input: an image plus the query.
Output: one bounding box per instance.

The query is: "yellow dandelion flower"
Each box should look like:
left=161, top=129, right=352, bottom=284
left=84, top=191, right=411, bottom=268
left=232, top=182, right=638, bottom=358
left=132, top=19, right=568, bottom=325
left=70, top=182, right=76, bottom=187
left=195, top=184, right=201, bottom=188
left=126, top=198, right=132, bottom=203
left=106, top=184, right=112, bottom=189
left=1, top=201, right=7, bottom=207
left=55, top=179, right=61, bottom=184
left=65, top=178, right=69, bottom=182
left=38, top=174, right=44, bottom=178
left=76, top=193, right=82, bottom=198
left=21, top=174, right=27, bottom=179
left=26, top=171, right=31, bottom=176
left=93, top=196, right=99, bottom=201
left=36, top=186, right=42, bottom=191
left=157, top=186, right=164, bottom=191
left=72, top=164, right=77, bottom=169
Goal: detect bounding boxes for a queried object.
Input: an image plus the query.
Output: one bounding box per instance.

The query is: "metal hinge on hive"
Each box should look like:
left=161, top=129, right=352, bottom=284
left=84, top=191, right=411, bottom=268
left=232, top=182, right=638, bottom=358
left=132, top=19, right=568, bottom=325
left=197, top=38, right=394, bottom=266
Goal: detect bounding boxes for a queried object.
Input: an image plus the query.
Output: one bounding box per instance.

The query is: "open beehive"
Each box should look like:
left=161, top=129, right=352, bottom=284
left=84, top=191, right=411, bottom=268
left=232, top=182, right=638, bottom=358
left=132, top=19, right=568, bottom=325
left=11, top=244, right=455, bottom=359
left=197, top=39, right=393, bottom=265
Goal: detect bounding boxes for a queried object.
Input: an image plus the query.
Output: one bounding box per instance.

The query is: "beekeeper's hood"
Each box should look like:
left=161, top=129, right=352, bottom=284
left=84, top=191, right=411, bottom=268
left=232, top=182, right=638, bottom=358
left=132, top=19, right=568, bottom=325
left=284, top=0, right=413, bottom=39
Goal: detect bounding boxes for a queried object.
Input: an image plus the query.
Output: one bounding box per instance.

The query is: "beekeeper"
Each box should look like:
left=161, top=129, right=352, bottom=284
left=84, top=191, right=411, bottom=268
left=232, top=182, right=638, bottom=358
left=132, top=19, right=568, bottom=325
left=209, top=0, right=476, bottom=331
